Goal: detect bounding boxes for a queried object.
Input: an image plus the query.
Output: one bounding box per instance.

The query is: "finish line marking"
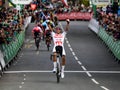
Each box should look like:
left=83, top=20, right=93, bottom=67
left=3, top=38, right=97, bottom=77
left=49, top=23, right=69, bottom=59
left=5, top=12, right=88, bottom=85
left=4, top=70, right=120, bottom=74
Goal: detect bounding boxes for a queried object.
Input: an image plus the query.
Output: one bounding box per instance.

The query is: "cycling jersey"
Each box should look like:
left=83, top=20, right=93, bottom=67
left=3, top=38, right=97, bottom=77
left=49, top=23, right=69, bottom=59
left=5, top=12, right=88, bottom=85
left=32, top=26, right=43, bottom=37
left=42, top=21, right=49, bottom=31
left=51, top=31, right=66, bottom=55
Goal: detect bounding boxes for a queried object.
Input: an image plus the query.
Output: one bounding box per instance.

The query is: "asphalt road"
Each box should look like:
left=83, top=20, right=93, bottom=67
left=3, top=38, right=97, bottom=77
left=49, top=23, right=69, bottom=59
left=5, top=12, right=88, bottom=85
left=0, top=21, right=120, bottom=90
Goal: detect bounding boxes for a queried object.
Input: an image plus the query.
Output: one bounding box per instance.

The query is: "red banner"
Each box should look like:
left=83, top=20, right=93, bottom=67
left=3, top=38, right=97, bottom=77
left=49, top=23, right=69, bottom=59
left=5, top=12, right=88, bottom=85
left=56, top=12, right=93, bottom=20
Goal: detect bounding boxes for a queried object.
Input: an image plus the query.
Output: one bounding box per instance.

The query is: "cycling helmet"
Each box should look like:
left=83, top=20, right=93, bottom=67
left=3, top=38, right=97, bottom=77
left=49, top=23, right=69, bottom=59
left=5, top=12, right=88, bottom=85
left=55, top=27, right=62, bottom=31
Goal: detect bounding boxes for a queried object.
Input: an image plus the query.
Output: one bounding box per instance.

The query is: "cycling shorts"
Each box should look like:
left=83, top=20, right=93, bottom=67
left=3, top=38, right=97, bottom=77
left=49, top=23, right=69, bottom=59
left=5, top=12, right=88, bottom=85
left=53, top=45, right=66, bottom=56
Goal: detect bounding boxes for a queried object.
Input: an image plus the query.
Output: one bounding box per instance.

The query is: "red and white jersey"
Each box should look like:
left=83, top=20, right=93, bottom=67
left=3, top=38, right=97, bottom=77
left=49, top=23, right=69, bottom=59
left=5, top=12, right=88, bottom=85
left=51, top=31, right=66, bottom=47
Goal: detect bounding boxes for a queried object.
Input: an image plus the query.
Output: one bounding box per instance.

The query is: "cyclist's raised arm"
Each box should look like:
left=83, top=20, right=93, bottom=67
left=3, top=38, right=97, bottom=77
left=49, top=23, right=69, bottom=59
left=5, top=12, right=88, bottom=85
left=65, top=19, right=70, bottom=32
left=48, top=22, right=54, bottom=32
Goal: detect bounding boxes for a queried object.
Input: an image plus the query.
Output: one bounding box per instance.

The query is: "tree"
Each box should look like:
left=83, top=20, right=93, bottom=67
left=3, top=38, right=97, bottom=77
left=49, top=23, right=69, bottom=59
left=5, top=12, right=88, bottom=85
left=81, top=0, right=89, bottom=7
left=69, top=0, right=90, bottom=7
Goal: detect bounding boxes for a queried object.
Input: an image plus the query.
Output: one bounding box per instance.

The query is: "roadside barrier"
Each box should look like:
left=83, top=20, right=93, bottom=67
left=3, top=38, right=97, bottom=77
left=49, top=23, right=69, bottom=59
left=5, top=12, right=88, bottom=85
left=0, top=30, right=25, bottom=65
left=88, top=18, right=99, bottom=34
left=56, top=12, right=93, bottom=21
left=89, top=19, right=120, bottom=61
left=98, top=27, right=120, bottom=60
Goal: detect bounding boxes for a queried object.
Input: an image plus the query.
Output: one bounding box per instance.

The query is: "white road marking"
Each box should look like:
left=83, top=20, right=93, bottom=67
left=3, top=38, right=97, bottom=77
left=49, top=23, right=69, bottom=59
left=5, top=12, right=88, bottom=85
left=21, top=82, right=24, bottom=85
left=74, top=56, right=78, bottom=60
left=77, top=61, right=82, bottom=65
left=19, top=86, right=22, bottom=88
left=81, top=66, right=87, bottom=71
left=101, top=86, right=109, bottom=90
left=72, top=52, right=75, bottom=56
left=66, top=40, right=69, bottom=44
left=23, top=78, right=26, bottom=81
left=70, top=48, right=73, bottom=52
left=91, top=78, right=99, bottom=84
left=68, top=44, right=71, bottom=48
left=4, top=70, right=120, bottom=73
left=86, top=72, right=92, bottom=77
left=24, top=74, right=26, bottom=77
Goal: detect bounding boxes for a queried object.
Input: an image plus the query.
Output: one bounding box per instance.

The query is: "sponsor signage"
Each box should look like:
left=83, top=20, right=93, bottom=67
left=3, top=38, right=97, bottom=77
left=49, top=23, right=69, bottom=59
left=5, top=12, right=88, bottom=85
left=11, top=0, right=32, bottom=4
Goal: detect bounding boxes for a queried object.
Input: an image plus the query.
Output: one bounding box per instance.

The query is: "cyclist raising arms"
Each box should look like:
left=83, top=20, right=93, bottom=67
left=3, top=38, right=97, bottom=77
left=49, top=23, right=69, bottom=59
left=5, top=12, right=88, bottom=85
left=49, top=19, right=70, bottom=78
left=32, top=24, right=43, bottom=50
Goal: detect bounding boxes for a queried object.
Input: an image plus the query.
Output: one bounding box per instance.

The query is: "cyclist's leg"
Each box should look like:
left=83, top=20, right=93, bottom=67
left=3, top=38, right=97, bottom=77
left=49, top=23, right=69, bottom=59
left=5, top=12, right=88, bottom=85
left=61, top=48, right=66, bottom=78
left=52, top=46, right=57, bottom=73
left=62, top=55, right=66, bottom=69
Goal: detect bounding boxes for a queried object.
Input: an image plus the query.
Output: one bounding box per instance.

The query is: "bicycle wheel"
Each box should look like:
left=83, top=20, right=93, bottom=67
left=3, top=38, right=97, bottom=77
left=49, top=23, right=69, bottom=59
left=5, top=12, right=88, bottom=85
left=47, top=43, right=50, bottom=51
left=35, top=37, right=40, bottom=50
left=56, top=63, right=60, bottom=83
left=46, top=38, right=50, bottom=51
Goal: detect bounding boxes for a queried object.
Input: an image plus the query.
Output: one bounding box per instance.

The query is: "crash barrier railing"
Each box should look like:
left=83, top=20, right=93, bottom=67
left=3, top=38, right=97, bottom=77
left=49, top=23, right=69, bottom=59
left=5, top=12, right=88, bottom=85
left=56, top=12, right=93, bottom=21
left=98, top=27, right=120, bottom=60
left=0, top=30, right=25, bottom=65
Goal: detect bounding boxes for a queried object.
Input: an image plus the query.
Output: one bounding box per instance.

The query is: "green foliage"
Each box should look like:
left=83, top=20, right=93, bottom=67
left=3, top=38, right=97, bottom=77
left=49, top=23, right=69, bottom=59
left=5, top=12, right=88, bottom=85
left=70, top=0, right=90, bottom=7
left=81, top=0, right=90, bottom=7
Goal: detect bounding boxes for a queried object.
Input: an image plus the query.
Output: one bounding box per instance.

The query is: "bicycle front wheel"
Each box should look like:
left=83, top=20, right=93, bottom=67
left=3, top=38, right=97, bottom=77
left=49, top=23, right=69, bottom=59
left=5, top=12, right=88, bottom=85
left=56, top=63, right=60, bottom=83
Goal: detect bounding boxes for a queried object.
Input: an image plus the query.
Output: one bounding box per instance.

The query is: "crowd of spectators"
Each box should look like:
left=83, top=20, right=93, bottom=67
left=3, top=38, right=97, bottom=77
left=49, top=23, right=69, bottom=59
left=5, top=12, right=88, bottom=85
left=0, top=0, right=92, bottom=44
left=0, top=7, right=21, bottom=44
left=52, top=1, right=92, bottom=14
left=96, top=2, right=120, bottom=41
left=0, top=6, right=31, bottom=44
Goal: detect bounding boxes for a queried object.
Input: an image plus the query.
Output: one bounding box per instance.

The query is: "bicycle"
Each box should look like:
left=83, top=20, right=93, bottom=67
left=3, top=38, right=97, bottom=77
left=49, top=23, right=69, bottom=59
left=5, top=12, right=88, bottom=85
left=45, top=30, right=52, bottom=51
left=45, top=36, right=51, bottom=51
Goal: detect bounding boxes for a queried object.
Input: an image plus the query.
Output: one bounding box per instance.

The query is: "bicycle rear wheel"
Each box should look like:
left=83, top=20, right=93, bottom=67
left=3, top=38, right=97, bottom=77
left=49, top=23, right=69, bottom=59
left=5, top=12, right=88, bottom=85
left=46, top=38, right=50, bottom=51
left=47, top=43, right=50, bottom=51
left=35, top=38, right=40, bottom=50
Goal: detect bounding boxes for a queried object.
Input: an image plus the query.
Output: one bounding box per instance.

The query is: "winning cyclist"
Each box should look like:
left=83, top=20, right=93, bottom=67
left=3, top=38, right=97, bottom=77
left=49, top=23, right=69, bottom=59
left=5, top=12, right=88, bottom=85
left=49, top=19, right=70, bottom=78
left=32, top=24, right=43, bottom=50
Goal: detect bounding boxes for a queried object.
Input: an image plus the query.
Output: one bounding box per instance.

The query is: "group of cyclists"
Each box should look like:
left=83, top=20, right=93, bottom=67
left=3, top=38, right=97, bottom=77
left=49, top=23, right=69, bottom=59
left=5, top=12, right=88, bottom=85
left=31, top=9, right=70, bottom=79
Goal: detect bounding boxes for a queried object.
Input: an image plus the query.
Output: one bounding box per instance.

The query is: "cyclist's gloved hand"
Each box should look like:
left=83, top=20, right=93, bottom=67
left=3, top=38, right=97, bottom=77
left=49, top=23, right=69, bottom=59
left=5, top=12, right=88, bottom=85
left=66, top=19, right=70, bottom=24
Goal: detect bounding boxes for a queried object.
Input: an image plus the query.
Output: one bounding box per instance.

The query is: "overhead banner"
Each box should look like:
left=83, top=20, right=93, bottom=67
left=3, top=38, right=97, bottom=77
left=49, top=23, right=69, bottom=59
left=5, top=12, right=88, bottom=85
left=11, top=0, right=32, bottom=4
left=56, top=12, right=93, bottom=20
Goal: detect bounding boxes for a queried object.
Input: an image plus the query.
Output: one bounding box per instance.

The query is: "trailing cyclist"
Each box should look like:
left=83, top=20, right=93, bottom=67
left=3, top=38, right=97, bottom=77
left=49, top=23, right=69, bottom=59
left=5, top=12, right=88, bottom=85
left=41, top=18, right=54, bottom=48
left=32, top=24, right=43, bottom=50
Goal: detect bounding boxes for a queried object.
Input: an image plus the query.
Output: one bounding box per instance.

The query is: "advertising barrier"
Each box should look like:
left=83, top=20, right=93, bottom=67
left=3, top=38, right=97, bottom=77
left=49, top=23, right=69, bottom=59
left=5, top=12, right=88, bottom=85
left=88, top=18, right=120, bottom=61
left=1, top=30, right=25, bottom=65
left=56, top=12, right=93, bottom=21
left=88, top=18, right=99, bottom=34
left=98, top=27, right=120, bottom=60
left=0, top=50, right=5, bottom=69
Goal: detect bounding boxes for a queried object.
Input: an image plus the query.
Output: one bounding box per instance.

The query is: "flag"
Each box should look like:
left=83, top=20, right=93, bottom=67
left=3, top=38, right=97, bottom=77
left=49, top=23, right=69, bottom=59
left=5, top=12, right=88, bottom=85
left=31, top=4, right=37, bottom=10
left=61, top=0, right=68, bottom=7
